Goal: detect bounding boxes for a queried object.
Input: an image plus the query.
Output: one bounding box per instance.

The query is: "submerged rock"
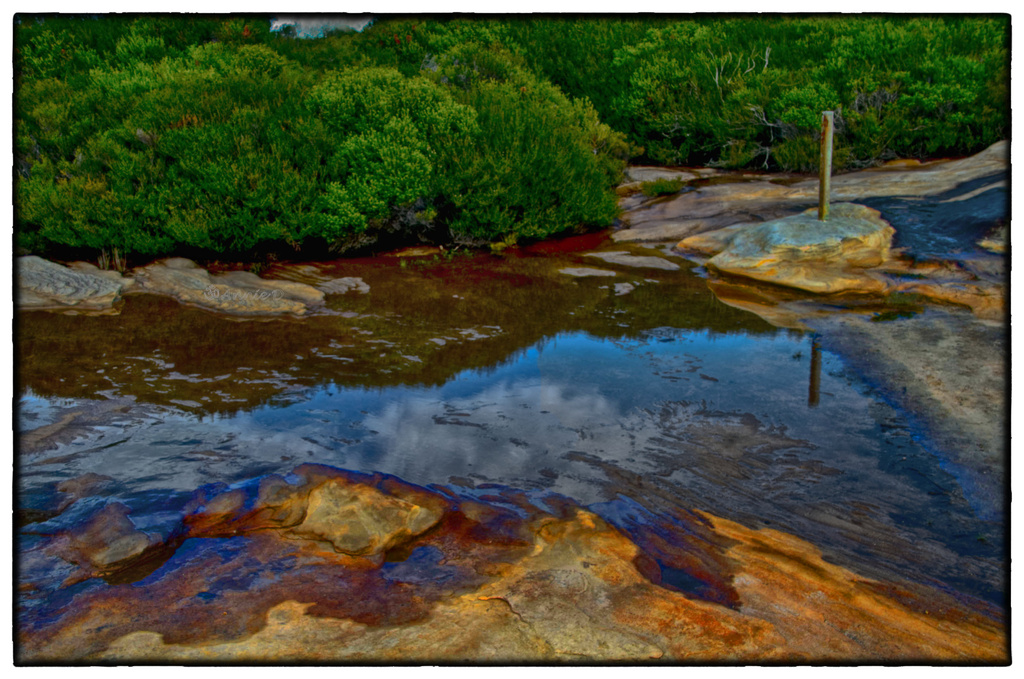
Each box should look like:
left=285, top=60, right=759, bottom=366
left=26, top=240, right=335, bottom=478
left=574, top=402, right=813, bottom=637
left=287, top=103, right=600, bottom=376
left=55, top=474, right=117, bottom=514
left=132, top=258, right=323, bottom=316
left=16, top=256, right=129, bottom=311
left=318, top=277, right=370, bottom=295
left=692, top=203, right=894, bottom=294
left=50, top=502, right=159, bottom=576
left=559, top=267, right=617, bottom=277
left=585, top=251, right=680, bottom=271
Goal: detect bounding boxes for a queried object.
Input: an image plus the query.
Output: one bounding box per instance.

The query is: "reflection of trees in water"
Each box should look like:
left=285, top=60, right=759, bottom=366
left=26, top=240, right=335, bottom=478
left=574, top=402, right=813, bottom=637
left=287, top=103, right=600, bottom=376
left=17, top=253, right=778, bottom=415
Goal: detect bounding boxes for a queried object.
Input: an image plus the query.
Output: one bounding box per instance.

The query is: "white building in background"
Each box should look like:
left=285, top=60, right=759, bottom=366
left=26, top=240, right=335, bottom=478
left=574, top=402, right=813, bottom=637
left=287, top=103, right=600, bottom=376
left=269, top=15, right=374, bottom=38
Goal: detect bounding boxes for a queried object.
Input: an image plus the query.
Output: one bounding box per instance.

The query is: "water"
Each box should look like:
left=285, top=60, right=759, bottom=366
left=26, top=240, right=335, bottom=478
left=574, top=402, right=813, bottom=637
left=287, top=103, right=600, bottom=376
left=15, top=239, right=1005, bottom=621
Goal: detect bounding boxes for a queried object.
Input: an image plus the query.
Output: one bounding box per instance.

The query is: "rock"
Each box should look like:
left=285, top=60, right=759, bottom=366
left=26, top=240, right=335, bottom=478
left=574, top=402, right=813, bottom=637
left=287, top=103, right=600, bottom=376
left=67, top=261, right=136, bottom=289
left=55, top=474, right=116, bottom=514
left=55, top=503, right=158, bottom=572
left=132, top=258, right=323, bottom=316
left=17, top=256, right=128, bottom=311
left=624, top=166, right=721, bottom=183
left=318, top=277, right=370, bottom=295
left=286, top=478, right=443, bottom=557
left=385, top=246, right=445, bottom=257
left=181, top=466, right=449, bottom=559
left=617, top=141, right=1008, bottom=242
left=32, top=490, right=1006, bottom=663
left=161, top=257, right=200, bottom=270
left=253, top=263, right=371, bottom=295
left=584, top=251, right=680, bottom=271
left=675, top=222, right=757, bottom=256
left=977, top=223, right=1008, bottom=253
left=214, top=271, right=325, bottom=305
left=694, top=203, right=895, bottom=294
left=806, top=309, right=1006, bottom=520
left=614, top=283, right=635, bottom=296
left=558, top=267, right=617, bottom=278
left=893, top=280, right=1005, bottom=322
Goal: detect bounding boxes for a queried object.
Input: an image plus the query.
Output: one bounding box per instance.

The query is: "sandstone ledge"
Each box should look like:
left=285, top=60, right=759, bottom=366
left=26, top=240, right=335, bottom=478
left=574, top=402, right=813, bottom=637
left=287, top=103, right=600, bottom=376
left=20, top=464, right=1006, bottom=663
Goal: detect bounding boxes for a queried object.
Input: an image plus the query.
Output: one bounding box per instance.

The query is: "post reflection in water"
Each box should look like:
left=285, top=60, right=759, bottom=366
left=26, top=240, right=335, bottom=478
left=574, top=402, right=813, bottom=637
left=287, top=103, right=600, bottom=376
left=808, top=335, right=822, bottom=408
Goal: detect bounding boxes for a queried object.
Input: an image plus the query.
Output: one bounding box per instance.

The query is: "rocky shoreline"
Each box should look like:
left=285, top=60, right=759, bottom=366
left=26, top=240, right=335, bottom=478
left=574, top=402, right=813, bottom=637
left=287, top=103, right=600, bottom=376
left=18, top=464, right=1006, bottom=663
left=17, top=142, right=1008, bottom=325
left=15, top=142, right=1010, bottom=664
left=16, top=254, right=371, bottom=317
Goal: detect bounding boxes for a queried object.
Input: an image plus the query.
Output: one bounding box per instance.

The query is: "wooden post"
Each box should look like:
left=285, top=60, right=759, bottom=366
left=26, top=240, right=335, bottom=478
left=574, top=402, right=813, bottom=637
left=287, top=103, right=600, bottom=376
left=818, top=111, right=834, bottom=221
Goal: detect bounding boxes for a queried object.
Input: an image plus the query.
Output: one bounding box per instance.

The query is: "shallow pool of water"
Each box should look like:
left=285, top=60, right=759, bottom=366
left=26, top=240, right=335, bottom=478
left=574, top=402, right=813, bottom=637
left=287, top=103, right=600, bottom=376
left=16, top=240, right=1005, bottom=618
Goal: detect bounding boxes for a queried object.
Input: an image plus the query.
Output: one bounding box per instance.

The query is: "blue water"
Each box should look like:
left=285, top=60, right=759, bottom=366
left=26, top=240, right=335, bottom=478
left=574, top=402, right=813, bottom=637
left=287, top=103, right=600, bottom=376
left=18, top=324, right=1004, bottom=606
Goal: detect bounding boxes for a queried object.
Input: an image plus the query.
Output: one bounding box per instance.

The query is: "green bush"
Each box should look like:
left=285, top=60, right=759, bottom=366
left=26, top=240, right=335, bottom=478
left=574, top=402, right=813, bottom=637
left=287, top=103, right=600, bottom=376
left=12, top=14, right=1009, bottom=259
left=426, top=44, right=628, bottom=243
left=14, top=16, right=628, bottom=258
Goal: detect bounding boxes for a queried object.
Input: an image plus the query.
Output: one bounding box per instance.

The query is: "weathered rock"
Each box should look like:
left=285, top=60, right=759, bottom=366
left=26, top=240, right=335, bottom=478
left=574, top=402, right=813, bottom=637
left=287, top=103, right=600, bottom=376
left=558, top=267, right=617, bottom=278
left=624, top=166, right=722, bottom=183
left=286, top=479, right=443, bottom=557
left=692, top=203, right=895, bottom=294
left=977, top=223, right=1008, bottom=253
left=17, top=256, right=129, bottom=311
left=894, top=280, right=1005, bottom=321
left=53, top=502, right=158, bottom=573
left=807, top=309, right=1007, bottom=520
left=585, top=251, right=680, bottom=271
left=676, top=221, right=759, bottom=256
left=67, top=261, right=136, bottom=288
left=55, top=473, right=116, bottom=513
left=613, top=282, right=635, bottom=296
left=132, top=258, right=323, bottom=316
left=214, top=270, right=325, bottom=306
left=180, top=466, right=449, bottom=561
left=318, top=277, right=370, bottom=295
left=25, top=486, right=1005, bottom=663
left=253, top=263, right=371, bottom=295
left=700, top=511, right=1005, bottom=661
left=617, top=141, right=1008, bottom=242
left=385, top=245, right=445, bottom=258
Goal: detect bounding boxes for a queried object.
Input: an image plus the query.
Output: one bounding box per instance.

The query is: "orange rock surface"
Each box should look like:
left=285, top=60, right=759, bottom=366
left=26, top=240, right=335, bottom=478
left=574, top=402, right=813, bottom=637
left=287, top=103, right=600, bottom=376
left=18, top=468, right=1006, bottom=663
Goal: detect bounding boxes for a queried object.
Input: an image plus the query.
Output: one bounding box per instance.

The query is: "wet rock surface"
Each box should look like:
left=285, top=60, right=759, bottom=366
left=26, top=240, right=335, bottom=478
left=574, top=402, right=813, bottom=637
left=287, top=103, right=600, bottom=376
left=615, top=140, right=1007, bottom=243
left=808, top=309, right=1007, bottom=521
left=558, top=266, right=618, bottom=277
left=16, top=464, right=1006, bottom=663
left=585, top=250, right=681, bottom=271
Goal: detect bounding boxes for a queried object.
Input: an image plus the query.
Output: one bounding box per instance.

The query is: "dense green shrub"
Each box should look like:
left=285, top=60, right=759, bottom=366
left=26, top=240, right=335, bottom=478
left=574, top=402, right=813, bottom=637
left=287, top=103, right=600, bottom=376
left=440, top=15, right=1008, bottom=169
left=425, top=44, right=628, bottom=243
left=13, top=14, right=1009, bottom=260
left=14, top=15, right=627, bottom=258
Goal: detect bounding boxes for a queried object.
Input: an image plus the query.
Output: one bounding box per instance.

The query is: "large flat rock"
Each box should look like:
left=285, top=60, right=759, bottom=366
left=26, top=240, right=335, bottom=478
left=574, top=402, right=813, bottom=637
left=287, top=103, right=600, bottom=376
left=132, top=258, right=324, bottom=315
left=693, top=203, right=894, bottom=294
left=616, top=141, right=1008, bottom=243
left=20, top=466, right=1006, bottom=662
left=584, top=251, right=680, bottom=271
left=17, top=256, right=130, bottom=311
